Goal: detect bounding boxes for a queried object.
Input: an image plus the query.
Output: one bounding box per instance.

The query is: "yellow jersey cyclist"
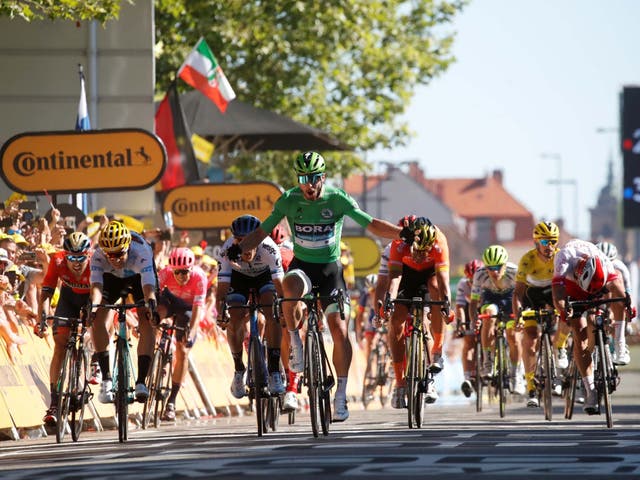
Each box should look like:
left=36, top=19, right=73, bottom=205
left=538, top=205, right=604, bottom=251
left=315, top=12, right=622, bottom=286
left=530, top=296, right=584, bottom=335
left=89, top=221, right=158, bottom=404
left=469, top=245, right=526, bottom=396
left=513, top=221, right=568, bottom=407
left=228, top=151, right=401, bottom=422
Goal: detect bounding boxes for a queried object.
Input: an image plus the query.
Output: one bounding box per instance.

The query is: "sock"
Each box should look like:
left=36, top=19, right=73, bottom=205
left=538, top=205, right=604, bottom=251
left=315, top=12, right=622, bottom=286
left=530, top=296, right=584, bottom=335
left=583, top=375, right=594, bottom=392
left=232, top=351, right=245, bottom=372
left=136, top=355, right=151, bottom=384
left=556, top=331, right=569, bottom=350
left=525, top=371, right=535, bottom=392
left=286, top=369, right=299, bottom=392
left=463, top=370, right=472, bottom=381
left=336, top=376, right=348, bottom=399
left=167, top=382, right=180, bottom=404
left=614, top=320, right=626, bottom=346
left=267, top=347, right=281, bottom=373
left=96, top=351, right=111, bottom=381
left=288, top=329, right=302, bottom=346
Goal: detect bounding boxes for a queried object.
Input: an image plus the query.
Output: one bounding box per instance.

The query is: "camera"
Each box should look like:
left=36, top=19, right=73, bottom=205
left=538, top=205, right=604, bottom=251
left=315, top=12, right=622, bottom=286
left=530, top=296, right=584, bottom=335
left=159, top=230, right=172, bottom=241
left=20, top=251, right=36, bottom=261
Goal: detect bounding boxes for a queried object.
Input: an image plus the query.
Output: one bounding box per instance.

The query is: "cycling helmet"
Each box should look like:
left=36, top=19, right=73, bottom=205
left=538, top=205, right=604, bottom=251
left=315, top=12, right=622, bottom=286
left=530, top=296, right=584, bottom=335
left=413, top=223, right=437, bottom=251
left=99, top=220, right=131, bottom=253
left=294, top=151, right=326, bottom=175
left=270, top=224, right=287, bottom=245
left=364, top=273, right=378, bottom=289
left=396, top=214, right=417, bottom=227
left=533, top=221, right=560, bottom=240
left=482, top=245, right=508, bottom=267
left=596, top=241, right=618, bottom=260
left=230, top=215, right=261, bottom=237
left=575, top=255, right=608, bottom=294
left=63, top=232, right=91, bottom=254
left=168, top=247, right=195, bottom=270
left=464, top=259, right=483, bottom=279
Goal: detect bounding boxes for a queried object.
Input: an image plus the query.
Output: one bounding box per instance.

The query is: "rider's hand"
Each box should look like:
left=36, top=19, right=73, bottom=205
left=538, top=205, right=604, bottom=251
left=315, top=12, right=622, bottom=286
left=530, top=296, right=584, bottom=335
left=33, top=323, right=47, bottom=338
left=226, top=243, right=242, bottom=262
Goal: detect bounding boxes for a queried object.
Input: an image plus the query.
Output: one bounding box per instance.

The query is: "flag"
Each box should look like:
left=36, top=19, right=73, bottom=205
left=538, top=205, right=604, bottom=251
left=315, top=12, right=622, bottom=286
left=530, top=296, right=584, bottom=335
left=178, top=37, right=236, bottom=113
left=155, top=82, right=200, bottom=191
left=191, top=133, right=214, bottom=164
left=75, top=65, right=91, bottom=131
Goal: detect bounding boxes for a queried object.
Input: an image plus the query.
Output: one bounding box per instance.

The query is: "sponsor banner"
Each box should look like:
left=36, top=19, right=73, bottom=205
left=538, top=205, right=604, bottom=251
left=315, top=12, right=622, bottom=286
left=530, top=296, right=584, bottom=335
left=162, top=182, right=283, bottom=229
left=342, top=236, right=381, bottom=276
left=0, top=129, right=166, bottom=194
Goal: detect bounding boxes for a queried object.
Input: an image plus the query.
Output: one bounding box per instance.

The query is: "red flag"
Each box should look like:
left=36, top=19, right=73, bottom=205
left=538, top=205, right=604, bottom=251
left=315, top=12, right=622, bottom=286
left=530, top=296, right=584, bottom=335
left=155, top=82, right=200, bottom=191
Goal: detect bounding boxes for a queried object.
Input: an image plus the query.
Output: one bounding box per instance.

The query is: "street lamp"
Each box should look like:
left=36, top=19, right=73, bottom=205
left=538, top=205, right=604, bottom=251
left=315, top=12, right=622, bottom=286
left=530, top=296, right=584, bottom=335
left=541, top=152, right=579, bottom=235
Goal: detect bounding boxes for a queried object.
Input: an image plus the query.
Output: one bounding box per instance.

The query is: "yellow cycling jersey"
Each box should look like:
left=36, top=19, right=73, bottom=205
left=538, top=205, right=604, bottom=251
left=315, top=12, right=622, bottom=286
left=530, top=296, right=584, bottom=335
left=515, top=247, right=557, bottom=288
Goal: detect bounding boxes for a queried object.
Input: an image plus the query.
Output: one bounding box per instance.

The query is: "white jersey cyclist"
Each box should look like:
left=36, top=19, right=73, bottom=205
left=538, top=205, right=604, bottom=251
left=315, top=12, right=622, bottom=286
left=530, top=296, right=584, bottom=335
left=471, top=262, right=518, bottom=297
left=90, top=231, right=157, bottom=287
left=219, top=236, right=284, bottom=281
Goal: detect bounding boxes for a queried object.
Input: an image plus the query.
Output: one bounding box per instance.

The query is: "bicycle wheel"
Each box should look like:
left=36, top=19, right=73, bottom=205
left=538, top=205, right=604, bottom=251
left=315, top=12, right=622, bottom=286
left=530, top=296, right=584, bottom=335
left=317, top=334, right=331, bottom=436
left=361, top=348, right=377, bottom=409
left=305, top=331, right=320, bottom=437
left=268, top=396, right=280, bottom=431
left=250, top=337, right=267, bottom=436
left=496, top=336, right=507, bottom=418
left=405, top=332, right=418, bottom=428
left=379, top=344, right=394, bottom=407
left=596, top=330, right=613, bottom=428
left=475, top=339, right=484, bottom=412
left=70, top=348, right=89, bottom=441
left=414, top=335, right=427, bottom=429
left=55, top=348, right=73, bottom=443
left=142, top=349, right=163, bottom=429
left=541, top=333, right=553, bottom=421
left=563, top=358, right=577, bottom=420
left=155, top=356, right=172, bottom=428
left=115, top=340, right=129, bottom=443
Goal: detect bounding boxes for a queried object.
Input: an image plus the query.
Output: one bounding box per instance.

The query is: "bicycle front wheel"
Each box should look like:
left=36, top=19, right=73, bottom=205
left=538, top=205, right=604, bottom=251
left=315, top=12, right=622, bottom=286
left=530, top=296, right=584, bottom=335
left=70, top=348, right=89, bottom=441
left=379, top=343, right=394, bottom=408
left=305, top=331, right=320, bottom=438
left=496, top=336, right=507, bottom=418
left=115, top=340, right=130, bottom=443
left=318, top=334, right=331, bottom=436
left=563, top=355, right=577, bottom=420
left=56, top=348, right=73, bottom=443
left=406, top=332, right=420, bottom=429
left=414, top=335, right=428, bottom=429
left=361, top=348, right=377, bottom=409
left=250, top=337, right=267, bottom=437
left=596, top=330, right=613, bottom=428
left=142, top=349, right=163, bottom=429
left=541, top=333, right=553, bottom=421
left=475, top=339, right=484, bottom=412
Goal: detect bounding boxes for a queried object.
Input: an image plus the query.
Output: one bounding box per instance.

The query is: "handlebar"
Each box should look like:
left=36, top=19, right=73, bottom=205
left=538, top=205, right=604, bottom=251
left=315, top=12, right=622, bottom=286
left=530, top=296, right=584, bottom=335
left=276, top=289, right=346, bottom=320
left=566, top=296, right=629, bottom=310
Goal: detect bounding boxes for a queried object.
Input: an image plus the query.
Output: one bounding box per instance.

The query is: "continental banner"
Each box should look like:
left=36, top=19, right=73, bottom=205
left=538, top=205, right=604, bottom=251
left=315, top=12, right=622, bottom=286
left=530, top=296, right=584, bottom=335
left=162, top=182, right=283, bottom=229
left=342, top=236, right=381, bottom=276
left=0, top=129, right=167, bottom=194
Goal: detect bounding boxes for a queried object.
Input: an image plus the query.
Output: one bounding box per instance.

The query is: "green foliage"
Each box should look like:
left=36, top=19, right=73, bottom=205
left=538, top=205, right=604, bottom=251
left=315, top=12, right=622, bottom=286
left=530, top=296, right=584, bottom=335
left=156, top=1, right=466, bottom=187
left=0, top=0, right=124, bottom=24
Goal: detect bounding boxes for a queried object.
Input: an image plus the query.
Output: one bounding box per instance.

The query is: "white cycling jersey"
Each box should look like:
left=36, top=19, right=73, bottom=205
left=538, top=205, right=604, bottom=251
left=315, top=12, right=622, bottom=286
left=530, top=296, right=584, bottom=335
left=90, top=232, right=157, bottom=288
left=471, top=263, right=518, bottom=298
left=378, top=243, right=391, bottom=277
left=218, top=236, right=284, bottom=281
left=455, top=277, right=472, bottom=307
left=552, top=239, right=615, bottom=283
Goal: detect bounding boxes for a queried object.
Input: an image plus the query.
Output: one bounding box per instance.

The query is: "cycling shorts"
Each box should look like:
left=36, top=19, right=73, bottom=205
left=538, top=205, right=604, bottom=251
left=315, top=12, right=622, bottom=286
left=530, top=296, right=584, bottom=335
left=480, top=290, right=514, bottom=327
left=158, top=287, right=193, bottom=341
left=396, top=264, right=435, bottom=301
left=286, top=257, right=348, bottom=313
left=53, top=285, right=89, bottom=333
left=101, top=273, right=145, bottom=304
left=226, top=270, right=275, bottom=304
left=522, top=286, right=554, bottom=328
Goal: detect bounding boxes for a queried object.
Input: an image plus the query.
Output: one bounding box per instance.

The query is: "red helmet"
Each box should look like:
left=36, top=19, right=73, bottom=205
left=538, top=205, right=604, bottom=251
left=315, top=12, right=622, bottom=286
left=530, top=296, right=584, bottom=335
left=270, top=224, right=287, bottom=245
left=168, top=247, right=195, bottom=270
left=575, top=255, right=608, bottom=294
left=464, top=259, right=483, bottom=279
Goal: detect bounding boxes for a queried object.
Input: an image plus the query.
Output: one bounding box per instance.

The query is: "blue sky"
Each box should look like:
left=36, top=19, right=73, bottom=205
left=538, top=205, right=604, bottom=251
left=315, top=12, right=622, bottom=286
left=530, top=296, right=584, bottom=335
left=372, top=0, right=640, bottom=239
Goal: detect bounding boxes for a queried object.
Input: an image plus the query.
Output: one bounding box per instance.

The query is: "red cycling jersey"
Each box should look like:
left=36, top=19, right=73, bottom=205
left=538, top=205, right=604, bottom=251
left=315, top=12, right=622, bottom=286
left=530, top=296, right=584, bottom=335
left=388, top=228, right=450, bottom=273
left=158, top=265, right=208, bottom=307
left=42, top=250, right=91, bottom=294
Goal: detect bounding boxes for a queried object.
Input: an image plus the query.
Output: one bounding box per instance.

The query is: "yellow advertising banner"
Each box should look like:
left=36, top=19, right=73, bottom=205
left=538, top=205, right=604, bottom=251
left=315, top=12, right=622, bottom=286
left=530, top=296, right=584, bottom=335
left=342, top=236, right=382, bottom=276
left=162, top=182, right=283, bottom=229
left=0, top=129, right=166, bottom=194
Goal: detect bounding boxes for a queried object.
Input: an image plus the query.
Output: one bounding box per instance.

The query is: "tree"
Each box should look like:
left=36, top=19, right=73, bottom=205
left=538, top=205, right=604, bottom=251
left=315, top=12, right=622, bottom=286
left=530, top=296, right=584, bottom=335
left=0, top=0, right=124, bottom=23
left=155, top=0, right=466, bottom=188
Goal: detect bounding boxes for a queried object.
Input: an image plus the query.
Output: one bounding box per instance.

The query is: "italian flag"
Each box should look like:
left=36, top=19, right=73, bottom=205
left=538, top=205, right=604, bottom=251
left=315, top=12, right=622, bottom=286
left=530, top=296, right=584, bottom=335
left=178, top=37, right=236, bottom=113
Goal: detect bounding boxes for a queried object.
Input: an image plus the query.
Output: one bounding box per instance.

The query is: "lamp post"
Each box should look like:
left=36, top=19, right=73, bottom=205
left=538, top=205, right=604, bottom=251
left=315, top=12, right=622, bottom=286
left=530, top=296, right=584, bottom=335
left=541, top=152, right=579, bottom=235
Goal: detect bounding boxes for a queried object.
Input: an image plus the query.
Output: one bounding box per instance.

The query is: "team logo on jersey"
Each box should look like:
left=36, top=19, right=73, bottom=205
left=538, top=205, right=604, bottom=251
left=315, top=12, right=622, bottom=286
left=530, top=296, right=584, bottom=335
left=321, top=208, right=333, bottom=219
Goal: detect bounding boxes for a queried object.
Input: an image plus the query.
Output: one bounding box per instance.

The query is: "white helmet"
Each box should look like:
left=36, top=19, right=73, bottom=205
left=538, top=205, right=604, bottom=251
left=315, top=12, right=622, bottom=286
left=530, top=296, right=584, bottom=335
left=364, top=273, right=378, bottom=289
left=596, top=241, right=618, bottom=261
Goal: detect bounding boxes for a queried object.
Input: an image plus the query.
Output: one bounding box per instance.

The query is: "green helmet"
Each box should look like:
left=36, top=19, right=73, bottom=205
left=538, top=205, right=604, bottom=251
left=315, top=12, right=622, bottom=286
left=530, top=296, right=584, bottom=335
left=482, top=244, right=508, bottom=267
left=294, top=151, right=326, bottom=175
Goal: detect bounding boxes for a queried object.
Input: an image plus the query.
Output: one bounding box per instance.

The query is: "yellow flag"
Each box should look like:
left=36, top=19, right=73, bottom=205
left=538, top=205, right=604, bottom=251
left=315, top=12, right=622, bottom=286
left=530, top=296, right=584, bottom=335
left=191, top=133, right=214, bottom=164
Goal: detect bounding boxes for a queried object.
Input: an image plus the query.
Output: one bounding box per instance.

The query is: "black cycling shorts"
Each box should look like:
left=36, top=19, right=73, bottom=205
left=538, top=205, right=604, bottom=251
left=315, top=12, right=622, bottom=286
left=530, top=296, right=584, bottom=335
left=288, top=257, right=347, bottom=310
left=523, top=286, right=553, bottom=310
left=102, top=273, right=146, bottom=304
left=397, top=264, right=436, bottom=301
left=158, top=287, right=192, bottom=341
left=53, top=285, right=89, bottom=329
left=227, top=270, right=275, bottom=304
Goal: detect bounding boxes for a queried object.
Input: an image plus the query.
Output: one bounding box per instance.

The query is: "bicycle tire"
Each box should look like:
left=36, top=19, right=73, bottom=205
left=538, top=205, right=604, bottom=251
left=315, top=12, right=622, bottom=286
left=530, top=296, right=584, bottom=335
left=475, top=338, right=484, bottom=412
left=596, top=330, right=613, bottom=428
left=379, top=343, right=394, bottom=407
left=361, top=348, right=377, bottom=409
left=155, top=356, right=172, bottom=428
left=70, top=348, right=89, bottom=441
left=541, top=333, right=553, bottom=421
left=414, top=334, right=427, bottom=429
left=142, top=348, right=163, bottom=429
left=115, top=339, right=129, bottom=443
left=250, top=337, right=267, bottom=437
left=318, top=333, right=331, bottom=436
left=305, top=331, right=320, bottom=438
left=497, top=336, right=507, bottom=418
left=563, top=356, right=577, bottom=420
left=55, top=348, right=73, bottom=443
left=268, top=396, right=280, bottom=431
left=406, top=331, right=418, bottom=429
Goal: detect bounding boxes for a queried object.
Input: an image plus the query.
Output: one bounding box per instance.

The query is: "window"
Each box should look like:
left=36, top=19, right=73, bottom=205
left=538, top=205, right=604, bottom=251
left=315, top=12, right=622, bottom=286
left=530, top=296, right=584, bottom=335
left=495, top=219, right=515, bottom=242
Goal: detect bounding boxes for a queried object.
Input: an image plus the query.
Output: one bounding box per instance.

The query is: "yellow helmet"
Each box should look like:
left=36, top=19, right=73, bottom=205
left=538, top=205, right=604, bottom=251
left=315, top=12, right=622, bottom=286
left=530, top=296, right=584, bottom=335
left=533, top=221, right=559, bottom=240
left=99, top=220, right=131, bottom=253
left=413, top=224, right=437, bottom=251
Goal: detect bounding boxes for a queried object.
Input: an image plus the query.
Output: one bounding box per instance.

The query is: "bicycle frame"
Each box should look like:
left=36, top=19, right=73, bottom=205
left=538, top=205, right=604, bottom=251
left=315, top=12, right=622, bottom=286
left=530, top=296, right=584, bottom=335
left=456, top=322, right=484, bottom=412
left=362, top=324, right=394, bottom=409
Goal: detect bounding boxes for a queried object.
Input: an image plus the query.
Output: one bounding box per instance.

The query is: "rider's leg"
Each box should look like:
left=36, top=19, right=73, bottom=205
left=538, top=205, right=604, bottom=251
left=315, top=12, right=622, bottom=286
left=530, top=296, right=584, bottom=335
left=522, top=324, right=539, bottom=394
left=480, top=304, right=497, bottom=374
left=389, top=304, right=409, bottom=387
left=427, top=278, right=445, bottom=365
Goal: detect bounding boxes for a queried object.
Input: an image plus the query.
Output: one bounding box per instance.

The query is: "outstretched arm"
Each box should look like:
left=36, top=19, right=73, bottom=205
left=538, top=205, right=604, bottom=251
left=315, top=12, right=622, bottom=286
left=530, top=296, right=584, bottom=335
left=366, top=218, right=401, bottom=239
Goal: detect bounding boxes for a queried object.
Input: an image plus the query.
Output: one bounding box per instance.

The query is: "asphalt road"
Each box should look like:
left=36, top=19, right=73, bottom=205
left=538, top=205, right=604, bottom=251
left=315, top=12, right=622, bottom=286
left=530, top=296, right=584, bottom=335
left=1, top=369, right=639, bottom=480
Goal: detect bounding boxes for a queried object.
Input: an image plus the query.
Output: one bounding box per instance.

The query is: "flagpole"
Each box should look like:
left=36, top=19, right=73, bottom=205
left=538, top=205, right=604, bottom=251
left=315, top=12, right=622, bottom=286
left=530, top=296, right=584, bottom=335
left=172, top=79, right=202, bottom=183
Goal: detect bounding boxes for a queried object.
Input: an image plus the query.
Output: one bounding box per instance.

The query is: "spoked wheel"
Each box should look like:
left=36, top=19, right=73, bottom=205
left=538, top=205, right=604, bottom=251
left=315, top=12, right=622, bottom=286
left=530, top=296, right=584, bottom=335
left=115, top=346, right=129, bottom=443
left=70, top=349, right=89, bottom=441
left=414, top=338, right=427, bottom=429
left=250, top=338, right=267, bottom=437
left=361, top=349, right=377, bottom=409
left=155, top=359, right=172, bottom=428
left=475, top=341, right=484, bottom=412
left=268, top=396, right=280, bottom=431
left=318, top=335, right=331, bottom=436
left=563, top=358, right=578, bottom=420
left=406, top=332, right=422, bottom=429
left=541, top=334, right=553, bottom=421
left=56, top=348, right=73, bottom=443
left=379, top=346, right=394, bottom=408
left=142, top=349, right=163, bottom=429
left=306, top=332, right=320, bottom=438
left=596, top=331, right=613, bottom=428
left=497, top=337, right=507, bottom=418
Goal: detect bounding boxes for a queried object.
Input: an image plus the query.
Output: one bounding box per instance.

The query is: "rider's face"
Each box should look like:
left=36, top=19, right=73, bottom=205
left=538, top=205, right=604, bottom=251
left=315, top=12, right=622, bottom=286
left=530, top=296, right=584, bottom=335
left=299, top=173, right=325, bottom=201
left=535, top=238, right=557, bottom=260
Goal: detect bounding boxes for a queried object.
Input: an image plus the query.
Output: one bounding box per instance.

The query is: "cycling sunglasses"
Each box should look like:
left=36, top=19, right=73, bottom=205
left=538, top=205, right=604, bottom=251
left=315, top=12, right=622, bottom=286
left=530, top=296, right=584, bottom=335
left=173, top=268, right=191, bottom=276
left=487, top=264, right=504, bottom=272
left=66, top=254, right=87, bottom=263
left=297, top=173, right=323, bottom=185
left=106, top=250, right=128, bottom=259
left=538, top=238, right=558, bottom=247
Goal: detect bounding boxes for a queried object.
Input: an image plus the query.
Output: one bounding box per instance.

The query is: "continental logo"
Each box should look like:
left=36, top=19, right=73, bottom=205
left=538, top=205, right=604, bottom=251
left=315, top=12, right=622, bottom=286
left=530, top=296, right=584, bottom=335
left=0, top=129, right=166, bottom=194
left=163, top=182, right=283, bottom=229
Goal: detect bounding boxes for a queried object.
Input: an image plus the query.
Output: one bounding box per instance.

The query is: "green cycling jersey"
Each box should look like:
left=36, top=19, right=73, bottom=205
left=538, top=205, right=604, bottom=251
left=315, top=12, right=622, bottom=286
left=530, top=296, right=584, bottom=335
left=261, top=185, right=372, bottom=263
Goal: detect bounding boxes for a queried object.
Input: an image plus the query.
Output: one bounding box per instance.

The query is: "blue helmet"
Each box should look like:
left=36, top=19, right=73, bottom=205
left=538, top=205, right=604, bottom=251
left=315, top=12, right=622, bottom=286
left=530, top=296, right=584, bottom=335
left=231, top=215, right=261, bottom=237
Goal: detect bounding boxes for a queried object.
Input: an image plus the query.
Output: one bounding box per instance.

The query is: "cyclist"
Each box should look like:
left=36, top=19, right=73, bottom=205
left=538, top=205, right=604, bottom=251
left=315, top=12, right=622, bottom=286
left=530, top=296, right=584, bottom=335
left=356, top=273, right=379, bottom=370
left=36, top=232, right=92, bottom=425
left=156, top=247, right=207, bottom=421
left=90, top=220, right=158, bottom=404
left=227, top=151, right=401, bottom=421
left=217, top=215, right=286, bottom=399
left=551, top=239, right=628, bottom=413
left=469, top=245, right=526, bottom=396
left=457, top=259, right=483, bottom=398
left=387, top=219, right=452, bottom=408
left=596, top=241, right=633, bottom=365
left=513, top=221, right=564, bottom=407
